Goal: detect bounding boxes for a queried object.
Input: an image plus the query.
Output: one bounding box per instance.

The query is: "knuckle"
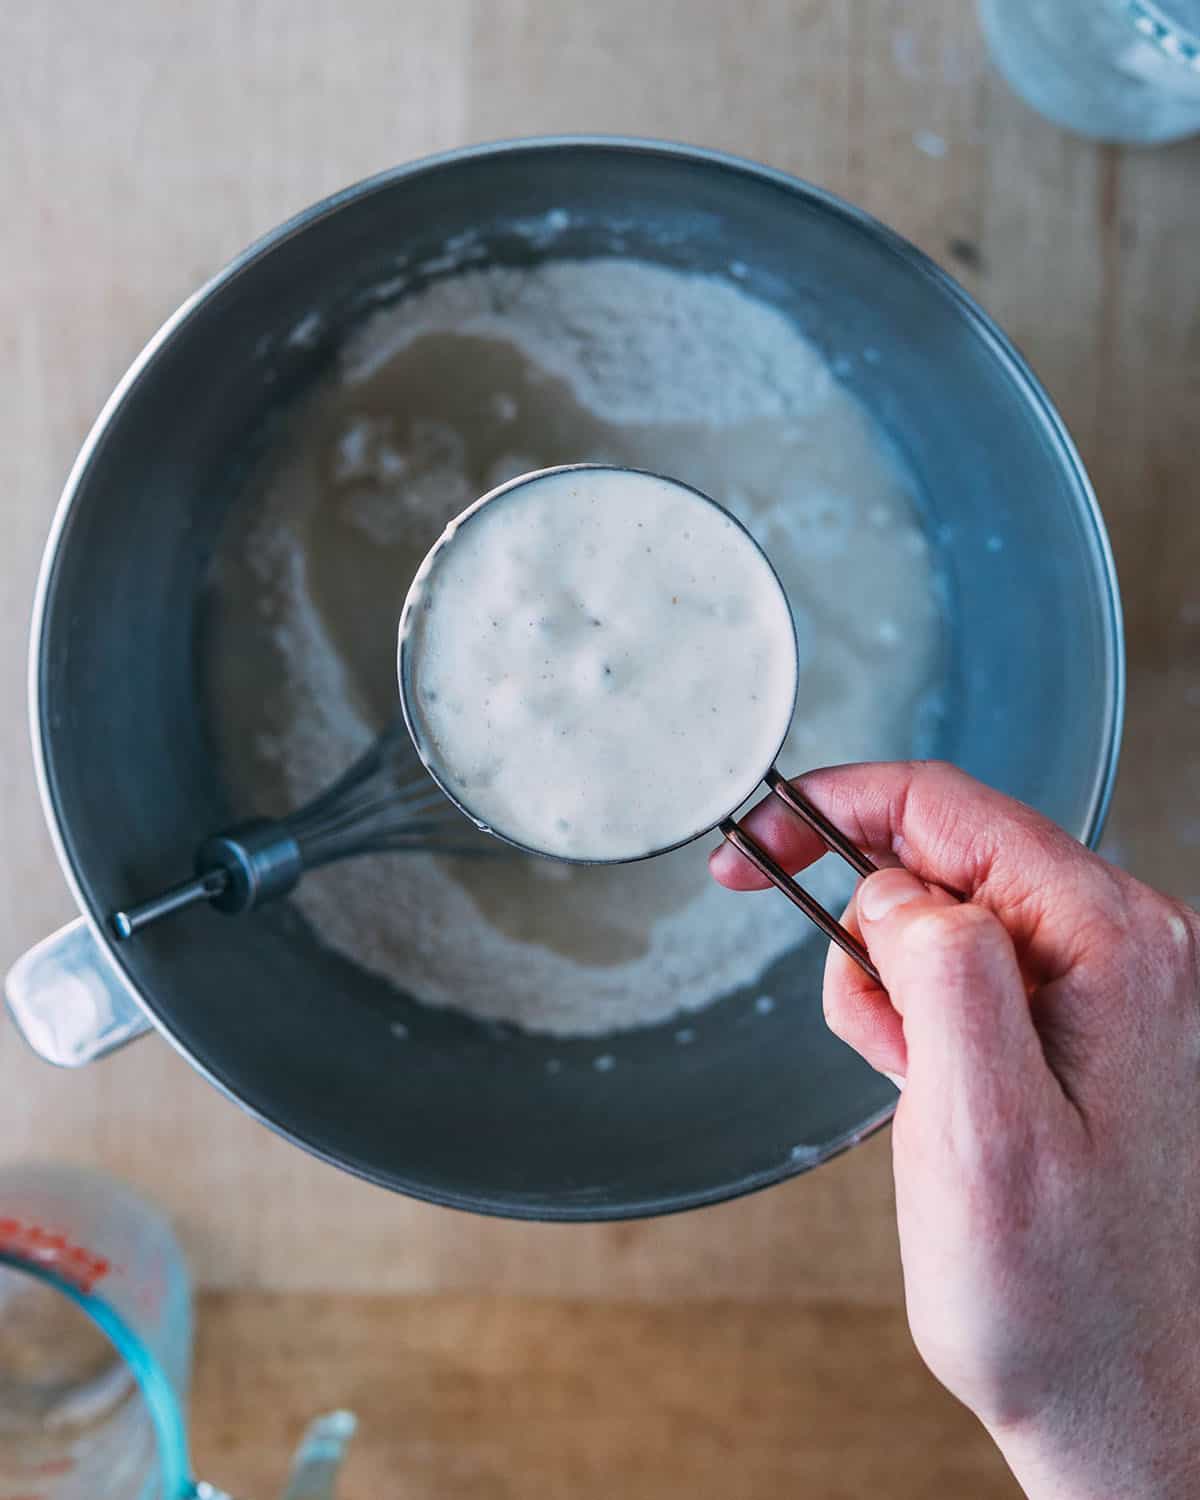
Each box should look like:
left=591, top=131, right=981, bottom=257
left=910, top=757, right=962, bottom=784
left=1088, top=859, right=1144, bottom=933
left=903, top=901, right=1005, bottom=970
left=906, top=760, right=1000, bottom=880
left=980, top=812, right=1074, bottom=909
left=1068, top=881, right=1183, bottom=989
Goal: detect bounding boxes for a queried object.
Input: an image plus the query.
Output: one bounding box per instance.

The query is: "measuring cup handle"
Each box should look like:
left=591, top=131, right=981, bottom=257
left=4, top=918, right=153, bottom=1066
left=720, top=769, right=882, bottom=985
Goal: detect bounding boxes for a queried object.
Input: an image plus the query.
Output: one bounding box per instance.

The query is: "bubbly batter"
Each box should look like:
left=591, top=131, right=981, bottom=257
left=206, top=257, right=946, bottom=1036
left=401, top=467, right=798, bottom=862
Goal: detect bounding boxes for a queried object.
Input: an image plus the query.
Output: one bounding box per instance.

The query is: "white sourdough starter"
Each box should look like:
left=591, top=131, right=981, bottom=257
left=402, top=467, right=799, bottom=862
left=206, top=258, right=944, bottom=1037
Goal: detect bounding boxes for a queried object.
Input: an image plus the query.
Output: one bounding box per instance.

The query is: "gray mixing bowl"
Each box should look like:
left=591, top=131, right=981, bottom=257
left=13, top=138, right=1123, bottom=1218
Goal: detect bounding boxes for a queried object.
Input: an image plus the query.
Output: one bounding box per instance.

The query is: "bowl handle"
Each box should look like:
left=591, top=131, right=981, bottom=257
left=4, top=919, right=152, bottom=1066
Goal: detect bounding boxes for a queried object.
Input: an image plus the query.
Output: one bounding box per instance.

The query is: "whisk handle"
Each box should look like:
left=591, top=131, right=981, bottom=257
left=109, top=820, right=302, bottom=941
left=196, top=820, right=303, bottom=913
left=111, top=869, right=231, bottom=940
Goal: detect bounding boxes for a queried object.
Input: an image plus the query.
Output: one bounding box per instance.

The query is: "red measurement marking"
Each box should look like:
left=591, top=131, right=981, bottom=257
left=0, top=1218, right=112, bottom=1292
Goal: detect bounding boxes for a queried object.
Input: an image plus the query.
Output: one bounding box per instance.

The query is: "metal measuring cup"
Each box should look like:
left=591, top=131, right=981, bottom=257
left=397, top=464, right=881, bottom=985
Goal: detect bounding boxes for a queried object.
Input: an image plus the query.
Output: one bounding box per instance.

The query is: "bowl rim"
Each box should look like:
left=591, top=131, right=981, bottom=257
left=28, top=135, right=1125, bottom=1221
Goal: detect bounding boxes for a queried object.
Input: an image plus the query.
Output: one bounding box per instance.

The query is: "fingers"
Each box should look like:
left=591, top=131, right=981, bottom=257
left=823, top=937, right=907, bottom=1079
left=709, top=790, right=831, bottom=890
left=822, top=881, right=958, bottom=1081
left=710, top=760, right=1103, bottom=978
left=854, top=868, right=1048, bottom=1117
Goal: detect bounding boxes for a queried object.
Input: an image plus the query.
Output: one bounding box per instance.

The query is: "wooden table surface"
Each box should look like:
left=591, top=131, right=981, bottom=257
left=3, top=2, right=1197, bottom=1495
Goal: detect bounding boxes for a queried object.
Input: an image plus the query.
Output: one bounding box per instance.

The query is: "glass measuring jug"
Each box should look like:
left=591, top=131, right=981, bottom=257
left=978, top=0, right=1200, bottom=142
left=398, top=465, right=882, bottom=980
left=0, top=1164, right=196, bottom=1500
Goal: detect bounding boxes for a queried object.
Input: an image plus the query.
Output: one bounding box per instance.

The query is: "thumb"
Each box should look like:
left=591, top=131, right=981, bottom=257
left=857, top=867, right=1047, bottom=1111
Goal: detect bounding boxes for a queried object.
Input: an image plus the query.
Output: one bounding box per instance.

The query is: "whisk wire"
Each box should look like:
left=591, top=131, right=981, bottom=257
left=108, top=717, right=502, bottom=939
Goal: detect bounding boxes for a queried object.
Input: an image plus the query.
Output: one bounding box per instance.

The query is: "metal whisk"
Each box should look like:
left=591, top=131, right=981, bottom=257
left=109, top=717, right=502, bottom=941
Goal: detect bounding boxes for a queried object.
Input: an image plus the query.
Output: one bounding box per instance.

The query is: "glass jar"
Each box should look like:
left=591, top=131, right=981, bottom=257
left=978, top=0, right=1200, bottom=142
left=0, top=1165, right=193, bottom=1500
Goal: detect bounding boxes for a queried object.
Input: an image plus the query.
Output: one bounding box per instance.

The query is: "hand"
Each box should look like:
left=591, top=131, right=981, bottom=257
left=710, top=761, right=1200, bottom=1500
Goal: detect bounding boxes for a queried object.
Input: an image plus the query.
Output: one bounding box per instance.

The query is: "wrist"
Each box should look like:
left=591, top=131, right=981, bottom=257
left=993, top=1415, right=1200, bottom=1500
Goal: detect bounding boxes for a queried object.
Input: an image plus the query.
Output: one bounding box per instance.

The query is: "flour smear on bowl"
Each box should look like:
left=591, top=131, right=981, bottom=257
left=206, top=259, right=945, bottom=1037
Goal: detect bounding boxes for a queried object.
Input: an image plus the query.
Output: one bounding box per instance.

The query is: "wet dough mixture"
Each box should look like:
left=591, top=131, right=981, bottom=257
left=402, top=467, right=799, bottom=862
left=206, top=259, right=945, bottom=1036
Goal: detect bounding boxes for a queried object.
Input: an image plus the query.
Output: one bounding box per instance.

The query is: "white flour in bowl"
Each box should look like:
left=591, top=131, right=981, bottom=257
left=205, top=258, right=944, bottom=1037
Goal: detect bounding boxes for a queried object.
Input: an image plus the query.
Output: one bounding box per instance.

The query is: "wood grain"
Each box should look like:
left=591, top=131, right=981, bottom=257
left=2, top=1, right=1197, bottom=1489
left=4, top=0, right=1197, bottom=1299
left=190, top=1292, right=1020, bottom=1498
